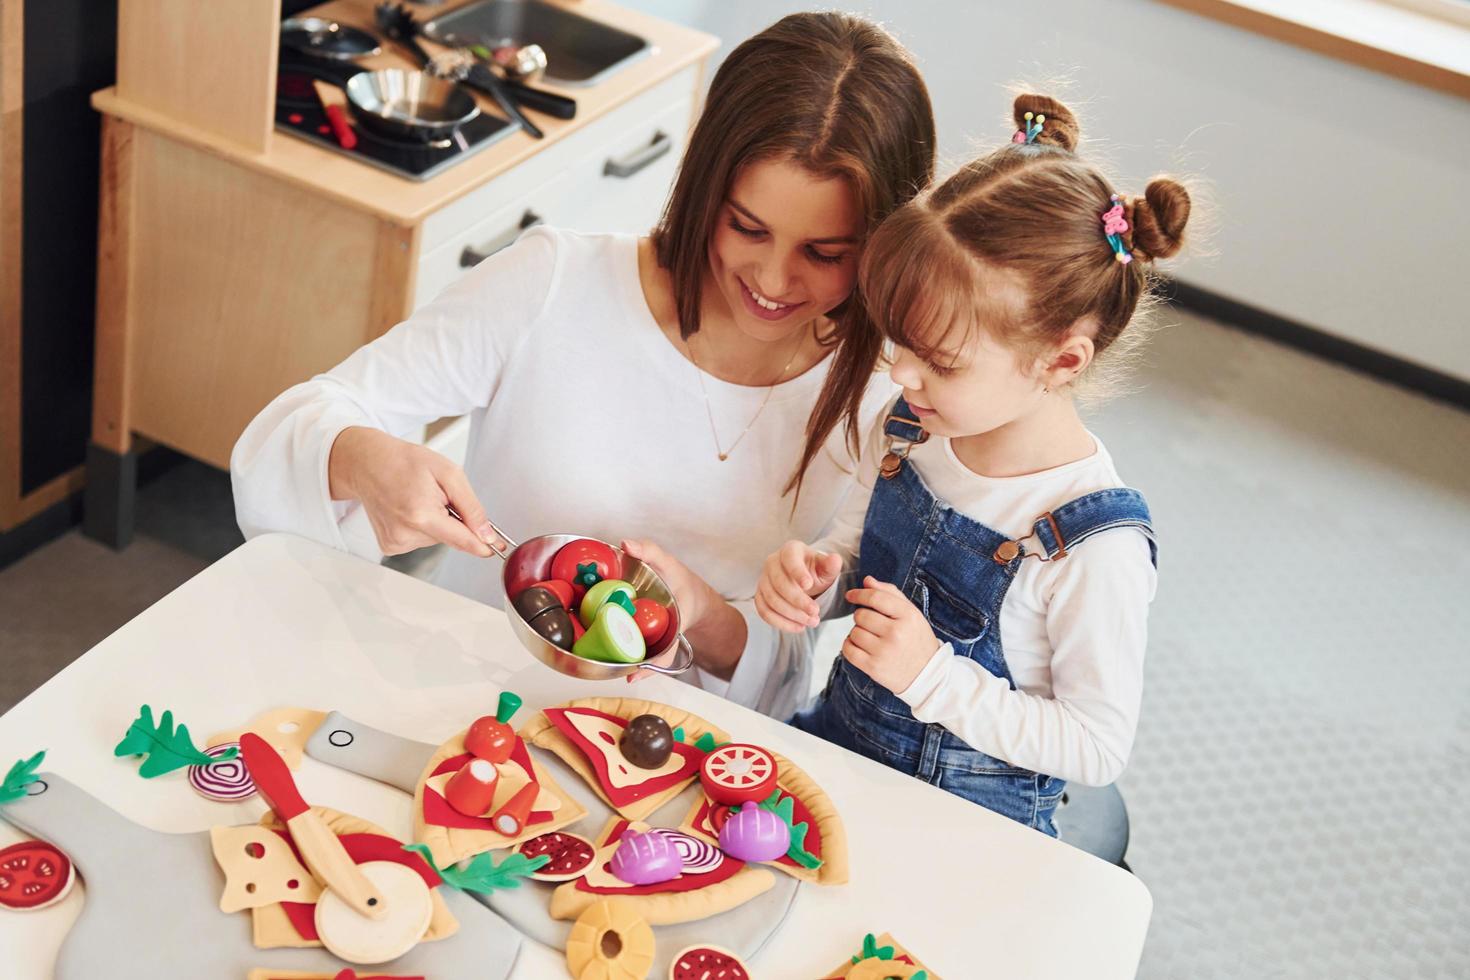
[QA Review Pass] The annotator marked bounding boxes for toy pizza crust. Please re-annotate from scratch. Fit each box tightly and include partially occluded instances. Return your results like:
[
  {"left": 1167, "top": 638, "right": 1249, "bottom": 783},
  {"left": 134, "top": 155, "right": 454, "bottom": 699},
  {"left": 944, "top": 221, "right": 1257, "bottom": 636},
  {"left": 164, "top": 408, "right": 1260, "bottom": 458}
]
[
  {"left": 820, "top": 933, "right": 939, "bottom": 980},
  {"left": 248, "top": 806, "right": 457, "bottom": 950},
  {"left": 520, "top": 697, "right": 729, "bottom": 821},
  {"left": 548, "top": 817, "right": 774, "bottom": 925},
  {"left": 412, "top": 727, "right": 587, "bottom": 868},
  {"left": 682, "top": 750, "right": 848, "bottom": 886}
]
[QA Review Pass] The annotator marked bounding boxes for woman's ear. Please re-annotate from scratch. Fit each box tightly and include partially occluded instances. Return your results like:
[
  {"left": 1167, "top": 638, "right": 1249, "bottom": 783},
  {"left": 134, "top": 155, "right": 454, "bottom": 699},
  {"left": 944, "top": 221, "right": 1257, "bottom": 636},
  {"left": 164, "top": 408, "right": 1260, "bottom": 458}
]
[{"left": 1041, "top": 329, "right": 1095, "bottom": 389}]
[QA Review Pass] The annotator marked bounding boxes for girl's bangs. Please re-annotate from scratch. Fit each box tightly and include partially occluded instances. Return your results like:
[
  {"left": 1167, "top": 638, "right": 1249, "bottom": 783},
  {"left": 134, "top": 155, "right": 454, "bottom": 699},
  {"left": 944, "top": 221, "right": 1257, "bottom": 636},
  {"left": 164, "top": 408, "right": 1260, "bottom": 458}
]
[{"left": 861, "top": 218, "right": 983, "bottom": 364}]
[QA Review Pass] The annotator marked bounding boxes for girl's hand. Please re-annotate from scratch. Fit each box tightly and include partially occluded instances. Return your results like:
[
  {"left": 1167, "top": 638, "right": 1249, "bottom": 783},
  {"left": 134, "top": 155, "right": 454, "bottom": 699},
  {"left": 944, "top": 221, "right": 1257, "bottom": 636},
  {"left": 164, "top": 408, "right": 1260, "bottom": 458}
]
[
  {"left": 755, "top": 540, "right": 844, "bottom": 633},
  {"left": 841, "top": 577, "right": 941, "bottom": 695},
  {"left": 327, "top": 426, "right": 509, "bottom": 558},
  {"left": 619, "top": 539, "right": 720, "bottom": 684}
]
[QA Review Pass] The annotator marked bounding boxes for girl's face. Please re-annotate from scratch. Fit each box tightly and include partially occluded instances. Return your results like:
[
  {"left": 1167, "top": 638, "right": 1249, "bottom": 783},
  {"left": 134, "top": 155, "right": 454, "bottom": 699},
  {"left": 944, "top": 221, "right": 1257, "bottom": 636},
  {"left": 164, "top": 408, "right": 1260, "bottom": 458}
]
[
  {"left": 888, "top": 328, "right": 1045, "bottom": 439},
  {"left": 707, "top": 157, "right": 865, "bottom": 345}
]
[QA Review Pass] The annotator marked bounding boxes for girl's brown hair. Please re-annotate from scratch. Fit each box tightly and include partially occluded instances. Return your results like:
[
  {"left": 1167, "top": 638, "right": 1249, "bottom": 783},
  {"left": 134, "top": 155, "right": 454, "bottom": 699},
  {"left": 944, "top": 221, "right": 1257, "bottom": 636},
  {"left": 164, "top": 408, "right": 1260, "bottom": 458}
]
[
  {"left": 651, "top": 12, "right": 936, "bottom": 495},
  {"left": 859, "top": 94, "right": 1192, "bottom": 387}
]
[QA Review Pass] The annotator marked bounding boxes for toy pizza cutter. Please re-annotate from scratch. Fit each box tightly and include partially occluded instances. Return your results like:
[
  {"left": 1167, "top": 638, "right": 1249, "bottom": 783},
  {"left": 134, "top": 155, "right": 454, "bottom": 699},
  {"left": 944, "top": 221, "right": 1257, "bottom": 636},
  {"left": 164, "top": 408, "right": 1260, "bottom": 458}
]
[{"left": 239, "top": 733, "right": 433, "bottom": 963}]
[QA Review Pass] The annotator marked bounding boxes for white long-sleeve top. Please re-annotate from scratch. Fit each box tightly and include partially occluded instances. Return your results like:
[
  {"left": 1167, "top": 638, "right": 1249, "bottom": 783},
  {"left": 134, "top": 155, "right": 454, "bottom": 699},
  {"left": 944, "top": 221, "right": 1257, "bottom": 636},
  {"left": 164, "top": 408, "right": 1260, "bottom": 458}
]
[
  {"left": 768, "top": 398, "right": 1157, "bottom": 786},
  {"left": 230, "top": 226, "right": 892, "bottom": 718}
]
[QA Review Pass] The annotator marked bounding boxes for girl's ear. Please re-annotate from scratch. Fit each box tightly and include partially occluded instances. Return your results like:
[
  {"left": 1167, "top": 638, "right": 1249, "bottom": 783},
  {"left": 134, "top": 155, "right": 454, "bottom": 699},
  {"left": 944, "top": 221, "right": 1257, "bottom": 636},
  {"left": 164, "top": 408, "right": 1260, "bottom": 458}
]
[{"left": 1041, "top": 330, "right": 1095, "bottom": 389}]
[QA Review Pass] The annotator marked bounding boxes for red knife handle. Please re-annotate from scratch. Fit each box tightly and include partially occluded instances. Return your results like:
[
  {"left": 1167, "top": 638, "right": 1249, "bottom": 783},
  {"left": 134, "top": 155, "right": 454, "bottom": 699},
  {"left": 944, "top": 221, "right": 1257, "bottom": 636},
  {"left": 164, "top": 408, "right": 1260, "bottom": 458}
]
[
  {"left": 239, "top": 732, "right": 309, "bottom": 820},
  {"left": 324, "top": 104, "right": 357, "bottom": 150}
]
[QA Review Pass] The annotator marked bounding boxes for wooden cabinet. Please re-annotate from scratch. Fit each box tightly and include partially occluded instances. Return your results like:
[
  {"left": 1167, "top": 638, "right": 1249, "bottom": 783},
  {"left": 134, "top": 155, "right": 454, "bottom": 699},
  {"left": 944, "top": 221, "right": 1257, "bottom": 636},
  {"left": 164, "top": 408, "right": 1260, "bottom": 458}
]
[{"left": 82, "top": 0, "right": 715, "bottom": 547}]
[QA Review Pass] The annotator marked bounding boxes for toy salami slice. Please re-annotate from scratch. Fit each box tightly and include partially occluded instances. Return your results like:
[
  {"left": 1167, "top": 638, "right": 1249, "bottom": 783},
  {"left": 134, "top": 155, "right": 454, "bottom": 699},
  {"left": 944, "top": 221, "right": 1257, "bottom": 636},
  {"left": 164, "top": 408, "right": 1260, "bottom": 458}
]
[
  {"left": 0, "top": 839, "right": 75, "bottom": 911},
  {"left": 548, "top": 817, "right": 775, "bottom": 926},
  {"left": 670, "top": 944, "right": 752, "bottom": 980},
  {"left": 518, "top": 831, "right": 597, "bottom": 882},
  {"left": 520, "top": 697, "right": 729, "bottom": 821},
  {"left": 683, "top": 749, "right": 848, "bottom": 886}
]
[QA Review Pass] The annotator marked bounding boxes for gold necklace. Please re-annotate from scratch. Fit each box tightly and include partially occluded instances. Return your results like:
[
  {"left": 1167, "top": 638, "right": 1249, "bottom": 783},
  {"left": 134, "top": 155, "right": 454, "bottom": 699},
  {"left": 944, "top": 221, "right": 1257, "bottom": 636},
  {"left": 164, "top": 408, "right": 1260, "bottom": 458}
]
[{"left": 688, "top": 327, "right": 806, "bottom": 462}]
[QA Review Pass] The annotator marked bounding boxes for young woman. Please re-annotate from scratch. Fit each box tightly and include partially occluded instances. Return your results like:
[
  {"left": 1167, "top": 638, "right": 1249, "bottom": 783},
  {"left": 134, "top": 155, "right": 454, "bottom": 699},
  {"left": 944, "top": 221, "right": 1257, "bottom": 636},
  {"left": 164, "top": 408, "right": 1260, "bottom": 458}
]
[{"left": 231, "top": 13, "right": 935, "bottom": 714}]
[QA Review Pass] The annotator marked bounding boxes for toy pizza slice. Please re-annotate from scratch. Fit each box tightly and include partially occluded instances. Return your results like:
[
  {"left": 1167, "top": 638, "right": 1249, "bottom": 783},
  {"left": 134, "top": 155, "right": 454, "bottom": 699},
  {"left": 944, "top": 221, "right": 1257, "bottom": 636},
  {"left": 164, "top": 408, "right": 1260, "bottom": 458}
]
[
  {"left": 411, "top": 727, "right": 587, "bottom": 869},
  {"left": 247, "top": 806, "right": 458, "bottom": 951},
  {"left": 520, "top": 697, "right": 728, "bottom": 821},
  {"left": 548, "top": 816, "right": 774, "bottom": 925},
  {"left": 820, "top": 932, "right": 939, "bottom": 979},
  {"left": 682, "top": 749, "right": 848, "bottom": 886}
]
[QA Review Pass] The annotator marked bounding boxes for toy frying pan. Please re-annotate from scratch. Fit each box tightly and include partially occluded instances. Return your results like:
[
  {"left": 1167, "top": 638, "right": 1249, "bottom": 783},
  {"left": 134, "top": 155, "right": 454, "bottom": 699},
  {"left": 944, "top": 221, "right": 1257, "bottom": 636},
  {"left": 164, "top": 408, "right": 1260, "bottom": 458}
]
[{"left": 479, "top": 520, "right": 695, "bottom": 681}]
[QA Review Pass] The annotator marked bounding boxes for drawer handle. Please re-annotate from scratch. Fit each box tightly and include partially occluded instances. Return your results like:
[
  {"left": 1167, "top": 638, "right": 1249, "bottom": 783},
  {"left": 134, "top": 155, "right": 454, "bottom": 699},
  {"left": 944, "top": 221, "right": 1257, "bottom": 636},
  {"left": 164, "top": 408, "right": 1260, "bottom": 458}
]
[
  {"left": 603, "top": 131, "right": 672, "bottom": 179},
  {"left": 460, "top": 210, "right": 545, "bottom": 268}
]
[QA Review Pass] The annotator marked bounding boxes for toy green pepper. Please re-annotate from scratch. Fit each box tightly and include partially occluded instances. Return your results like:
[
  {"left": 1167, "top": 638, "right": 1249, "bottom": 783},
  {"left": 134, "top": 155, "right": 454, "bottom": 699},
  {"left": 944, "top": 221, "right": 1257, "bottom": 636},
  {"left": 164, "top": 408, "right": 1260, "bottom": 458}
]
[
  {"left": 572, "top": 603, "right": 647, "bottom": 664},
  {"left": 578, "top": 579, "right": 637, "bottom": 628}
]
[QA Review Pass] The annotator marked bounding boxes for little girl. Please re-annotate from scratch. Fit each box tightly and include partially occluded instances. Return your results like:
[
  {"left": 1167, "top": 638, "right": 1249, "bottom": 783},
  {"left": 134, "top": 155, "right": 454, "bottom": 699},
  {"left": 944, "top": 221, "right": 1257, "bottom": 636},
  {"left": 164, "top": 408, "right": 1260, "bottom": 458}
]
[{"left": 755, "top": 94, "right": 1192, "bottom": 836}]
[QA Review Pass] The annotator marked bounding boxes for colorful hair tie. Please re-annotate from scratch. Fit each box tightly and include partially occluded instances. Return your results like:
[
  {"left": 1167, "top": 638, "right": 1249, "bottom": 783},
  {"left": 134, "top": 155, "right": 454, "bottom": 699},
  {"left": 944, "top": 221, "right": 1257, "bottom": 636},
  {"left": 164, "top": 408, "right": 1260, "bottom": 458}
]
[
  {"left": 1101, "top": 194, "right": 1133, "bottom": 265},
  {"left": 1012, "top": 111, "right": 1045, "bottom": 145}
]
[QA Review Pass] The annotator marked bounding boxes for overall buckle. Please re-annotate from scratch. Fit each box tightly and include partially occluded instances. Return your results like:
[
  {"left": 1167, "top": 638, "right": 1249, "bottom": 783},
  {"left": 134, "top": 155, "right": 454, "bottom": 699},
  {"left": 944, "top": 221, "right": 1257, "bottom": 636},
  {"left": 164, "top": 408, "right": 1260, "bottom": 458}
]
[{"left": 993, "top": 511, "right": 1068, "bottom": 564}]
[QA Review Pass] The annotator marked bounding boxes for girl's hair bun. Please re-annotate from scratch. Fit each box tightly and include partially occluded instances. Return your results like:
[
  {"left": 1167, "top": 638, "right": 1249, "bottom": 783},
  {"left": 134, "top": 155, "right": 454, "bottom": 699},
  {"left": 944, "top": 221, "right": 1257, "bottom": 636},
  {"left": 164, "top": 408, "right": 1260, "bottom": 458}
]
[
  {"left": 1012, "top": 93, "right": 1079, "bottom": 151},
  {"left": 1129, "top": 177, "right": 1191, "bottom": 260}
]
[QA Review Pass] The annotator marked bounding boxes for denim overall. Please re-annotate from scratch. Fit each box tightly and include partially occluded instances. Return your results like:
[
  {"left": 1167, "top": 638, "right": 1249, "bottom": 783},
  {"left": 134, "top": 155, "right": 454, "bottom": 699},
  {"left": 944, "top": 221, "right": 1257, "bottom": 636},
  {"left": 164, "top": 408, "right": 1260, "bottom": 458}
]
[{"left": 792, "top": 398, "right": 1157, "bottom": 835}]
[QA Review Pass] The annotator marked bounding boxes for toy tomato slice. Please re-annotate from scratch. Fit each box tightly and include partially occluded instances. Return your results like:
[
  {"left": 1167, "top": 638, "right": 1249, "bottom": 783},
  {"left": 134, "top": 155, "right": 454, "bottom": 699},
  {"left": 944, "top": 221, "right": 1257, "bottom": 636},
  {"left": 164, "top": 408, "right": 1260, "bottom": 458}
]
[
  {"left": 0, "top": 840, "right": 75, "bottom": 911},
  {"left": 699, "top": 744, "right": 778, "bottom": 806}
]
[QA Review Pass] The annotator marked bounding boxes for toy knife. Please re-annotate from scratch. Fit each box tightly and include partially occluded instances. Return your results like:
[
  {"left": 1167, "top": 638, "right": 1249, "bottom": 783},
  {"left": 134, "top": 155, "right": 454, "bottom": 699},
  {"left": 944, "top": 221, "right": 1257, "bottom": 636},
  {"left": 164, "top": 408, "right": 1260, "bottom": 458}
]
[{"left": 239, "top": 732, "right": 387, "bottom": 919}]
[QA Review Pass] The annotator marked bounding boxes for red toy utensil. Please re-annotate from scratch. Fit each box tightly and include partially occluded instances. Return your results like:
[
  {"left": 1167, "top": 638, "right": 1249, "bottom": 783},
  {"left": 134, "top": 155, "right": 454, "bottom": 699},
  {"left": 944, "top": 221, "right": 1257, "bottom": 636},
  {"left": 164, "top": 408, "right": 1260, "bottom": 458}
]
[{"left": 238, "top": 732, "right": 387, "bottom": 920}]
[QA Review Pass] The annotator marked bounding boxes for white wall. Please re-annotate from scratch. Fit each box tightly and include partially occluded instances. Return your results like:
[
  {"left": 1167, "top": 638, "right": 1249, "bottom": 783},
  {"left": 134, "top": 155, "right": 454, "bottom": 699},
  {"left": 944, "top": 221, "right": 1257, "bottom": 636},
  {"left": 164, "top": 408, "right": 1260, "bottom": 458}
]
[{"left": 626, "top": 0, "right": 1470, "bottom": 382}]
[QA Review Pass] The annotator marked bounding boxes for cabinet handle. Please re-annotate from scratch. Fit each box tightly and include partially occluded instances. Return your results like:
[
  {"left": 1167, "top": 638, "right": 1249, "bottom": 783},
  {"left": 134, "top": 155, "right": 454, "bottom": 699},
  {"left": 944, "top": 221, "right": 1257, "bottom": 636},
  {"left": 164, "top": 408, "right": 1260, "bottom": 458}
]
[
  {"left": 460, "top": 210, "right": 545, "bottom": 268},
  {"left": 603, "top": 131, "right": 672, "bottom": 179}
]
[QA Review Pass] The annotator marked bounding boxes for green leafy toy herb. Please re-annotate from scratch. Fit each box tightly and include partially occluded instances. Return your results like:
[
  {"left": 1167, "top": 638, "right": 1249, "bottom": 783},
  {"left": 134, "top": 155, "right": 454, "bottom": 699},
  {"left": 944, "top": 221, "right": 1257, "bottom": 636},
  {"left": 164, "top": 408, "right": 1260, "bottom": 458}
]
[
  {"left": 0, "top": 751, "right": 45, "bottom": 804},
  {"left": 852, "top": 932, "right": 896, "bottom": 964},
  {"left": 403, "top": 843, "right": 550, "bottom": 894},
  {"left": 114, "top": 705, "right": 234, "bottom": 778}
]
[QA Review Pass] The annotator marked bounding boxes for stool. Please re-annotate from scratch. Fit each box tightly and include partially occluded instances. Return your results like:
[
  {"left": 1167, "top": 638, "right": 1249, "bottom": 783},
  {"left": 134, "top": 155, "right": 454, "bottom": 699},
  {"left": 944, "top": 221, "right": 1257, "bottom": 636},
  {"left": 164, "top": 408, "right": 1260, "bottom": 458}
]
[{"left": 1054, "top": 783, "right": 1131, "bottom": 869}]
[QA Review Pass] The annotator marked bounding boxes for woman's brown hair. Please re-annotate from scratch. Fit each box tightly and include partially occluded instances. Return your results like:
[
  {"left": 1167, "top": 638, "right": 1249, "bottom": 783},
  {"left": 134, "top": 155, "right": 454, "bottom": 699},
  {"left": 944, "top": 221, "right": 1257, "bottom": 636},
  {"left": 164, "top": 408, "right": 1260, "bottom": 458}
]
[
  {"left": 651, "top": 12, "right": 936, "bottom": 495},
  {"left": 859, "top": 94, "right": 1192, "bottom": 390}
]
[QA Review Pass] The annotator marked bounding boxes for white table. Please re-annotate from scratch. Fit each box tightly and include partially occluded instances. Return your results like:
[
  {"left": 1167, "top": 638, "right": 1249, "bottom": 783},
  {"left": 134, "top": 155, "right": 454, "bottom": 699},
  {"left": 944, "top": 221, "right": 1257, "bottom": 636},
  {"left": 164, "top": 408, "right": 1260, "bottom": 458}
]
[{"left": 0, "top": 534, "right": 1151, "bottom": 977}]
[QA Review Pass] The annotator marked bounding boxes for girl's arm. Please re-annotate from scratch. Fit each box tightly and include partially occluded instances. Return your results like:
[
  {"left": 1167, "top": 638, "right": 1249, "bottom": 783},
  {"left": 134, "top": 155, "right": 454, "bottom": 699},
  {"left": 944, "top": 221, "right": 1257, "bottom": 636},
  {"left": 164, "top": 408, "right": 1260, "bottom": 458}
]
[
  {"left": 230, "top": 228, "right": 561, "bottom": 560},
  {"left": 895, "top": 530, "right": 1156, "bottom": 786}
]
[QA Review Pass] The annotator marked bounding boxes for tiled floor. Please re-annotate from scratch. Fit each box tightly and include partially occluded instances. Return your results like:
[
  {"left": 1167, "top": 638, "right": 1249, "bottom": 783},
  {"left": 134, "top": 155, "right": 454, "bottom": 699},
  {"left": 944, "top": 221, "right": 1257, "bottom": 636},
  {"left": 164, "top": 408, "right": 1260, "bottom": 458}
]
[{"left": 1, "top": 309, "right": 1467, "bottom": 977}]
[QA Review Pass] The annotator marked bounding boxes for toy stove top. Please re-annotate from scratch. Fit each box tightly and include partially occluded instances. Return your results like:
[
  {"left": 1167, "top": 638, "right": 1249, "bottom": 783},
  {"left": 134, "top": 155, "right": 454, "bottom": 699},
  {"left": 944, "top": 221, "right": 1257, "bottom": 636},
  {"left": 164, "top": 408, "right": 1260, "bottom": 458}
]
[{"left": 275, "top": 58, "right": 516, "bottom": 182}]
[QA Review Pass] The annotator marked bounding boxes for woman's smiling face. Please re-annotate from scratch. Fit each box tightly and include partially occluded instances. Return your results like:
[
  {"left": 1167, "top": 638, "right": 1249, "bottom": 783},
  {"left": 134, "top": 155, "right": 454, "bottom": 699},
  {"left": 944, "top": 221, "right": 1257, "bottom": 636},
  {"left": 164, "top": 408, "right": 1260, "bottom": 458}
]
[{"left": 706, "top": 156, "right": 865, "bottom": 344}]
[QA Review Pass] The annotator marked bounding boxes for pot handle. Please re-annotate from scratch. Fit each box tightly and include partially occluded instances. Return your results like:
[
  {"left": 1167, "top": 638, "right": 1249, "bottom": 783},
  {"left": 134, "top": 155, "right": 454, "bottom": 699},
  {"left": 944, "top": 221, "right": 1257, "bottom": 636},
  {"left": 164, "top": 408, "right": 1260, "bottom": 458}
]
[
  {"left": 638, "top": 633, "right": 695, "bottom": 675},
  {"left": 447, "top": 507, "right": 517, "bottom": 560}
]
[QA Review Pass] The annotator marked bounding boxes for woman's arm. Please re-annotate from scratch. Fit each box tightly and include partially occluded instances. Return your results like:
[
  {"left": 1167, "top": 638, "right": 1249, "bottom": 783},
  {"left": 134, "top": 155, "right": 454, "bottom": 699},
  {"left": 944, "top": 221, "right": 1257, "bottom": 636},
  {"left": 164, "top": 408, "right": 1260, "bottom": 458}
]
[{"left": 230, "top": 228, "right": 561, "bottom": 559}]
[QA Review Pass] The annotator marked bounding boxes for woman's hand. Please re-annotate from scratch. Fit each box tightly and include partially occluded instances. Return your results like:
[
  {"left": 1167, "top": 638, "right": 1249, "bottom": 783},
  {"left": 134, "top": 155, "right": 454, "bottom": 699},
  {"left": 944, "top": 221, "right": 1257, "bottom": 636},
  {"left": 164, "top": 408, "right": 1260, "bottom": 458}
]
[
  {"left": 619, "top": 539, "right": 746, "bottom": 683},
  {"left": 841, "top": 577, "right": 940, "bottom": 695},
  {"left": 755, "top": 540, "right": 844, "bottom": 632},
  {"left": 328, "top": 426, "right": 509, "bottom": 558}
]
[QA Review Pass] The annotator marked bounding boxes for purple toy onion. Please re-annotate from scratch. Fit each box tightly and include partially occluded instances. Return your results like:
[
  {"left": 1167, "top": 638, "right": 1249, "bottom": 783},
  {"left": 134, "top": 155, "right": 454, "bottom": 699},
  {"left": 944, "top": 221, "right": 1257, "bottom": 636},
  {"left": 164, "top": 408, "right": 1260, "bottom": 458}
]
[
  {"left": 717, "top": 800, "right": 790, "bottom": 863},
  {"left": 610, "top": 827, "right": 684, "bottom": 885},
  {"left": 653, "top": 829, "right": 723, "bottom": 874},
  {"left": 187, "top": 742, "right": 256, "bottom": 802}
]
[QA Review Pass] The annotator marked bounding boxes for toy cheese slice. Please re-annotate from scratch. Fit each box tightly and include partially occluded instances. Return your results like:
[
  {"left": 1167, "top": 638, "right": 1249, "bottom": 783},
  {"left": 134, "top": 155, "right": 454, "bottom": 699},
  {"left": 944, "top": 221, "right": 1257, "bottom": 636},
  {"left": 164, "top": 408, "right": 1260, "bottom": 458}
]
[
  {"left": 682, "top": 750, "right": 849, "bottom": 886},
  {"left": 548, "top": 817, "right": 774, "bottom": 925},
  {"left": 520, "top": 697, "right": 729, "bottom": 821},
  {"left": 412, "top": 727, "right": 587, "bottom": 869}
]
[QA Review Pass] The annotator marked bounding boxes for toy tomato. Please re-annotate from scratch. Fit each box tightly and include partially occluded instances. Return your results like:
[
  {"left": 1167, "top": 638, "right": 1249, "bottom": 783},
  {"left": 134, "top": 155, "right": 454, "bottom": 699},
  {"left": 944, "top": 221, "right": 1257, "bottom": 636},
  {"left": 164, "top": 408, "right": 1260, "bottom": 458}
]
[
  {"left": 465, "top": 691, "right": 524, "bottom": 764},
  {"left": 550, "top": 539, "right": 621, "bottom": 598},
  {"left": 631, "top": 598, "right": 671, "bottom": 648}
]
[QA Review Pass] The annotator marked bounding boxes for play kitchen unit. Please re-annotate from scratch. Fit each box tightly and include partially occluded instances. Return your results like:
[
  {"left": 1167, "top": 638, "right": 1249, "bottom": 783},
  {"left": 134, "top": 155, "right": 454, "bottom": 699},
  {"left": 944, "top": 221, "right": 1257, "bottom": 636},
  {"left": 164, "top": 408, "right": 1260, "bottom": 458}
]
[{"left": 83, "top": 0, "right": 717, "bottom": 547}]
